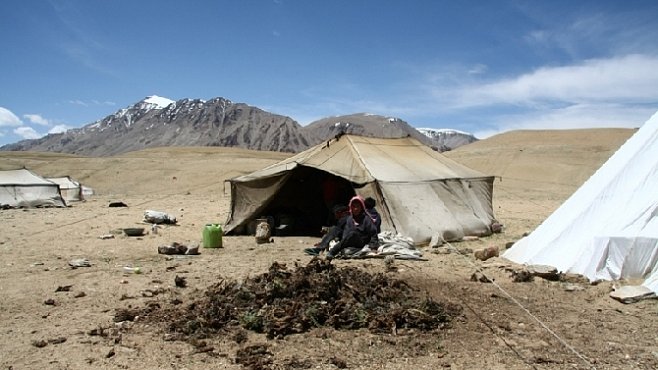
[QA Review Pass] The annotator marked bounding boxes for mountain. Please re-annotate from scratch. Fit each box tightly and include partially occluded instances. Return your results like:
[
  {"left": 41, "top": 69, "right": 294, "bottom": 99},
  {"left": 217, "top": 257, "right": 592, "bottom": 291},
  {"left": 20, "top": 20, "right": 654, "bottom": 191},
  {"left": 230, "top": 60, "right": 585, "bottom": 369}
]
[
  {"left": 0, "top": 96, "right": 475, "bottom": 156},
  {"left": 301, "top": 113, "right": 435, "bottom": 147},
  {"left": 1, "top": 96, "right": 310, "bottom": 156},
  {"left": 416, "top": 128, "right": 478, "bottom": 152}
]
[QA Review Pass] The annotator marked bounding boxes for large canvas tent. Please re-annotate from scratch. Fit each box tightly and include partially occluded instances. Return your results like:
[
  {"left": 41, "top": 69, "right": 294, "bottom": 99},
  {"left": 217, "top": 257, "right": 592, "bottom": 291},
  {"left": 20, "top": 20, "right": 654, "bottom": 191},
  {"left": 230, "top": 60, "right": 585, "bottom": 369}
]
[
  {"left": 46, "top": 176, "right": 83, "bottom": 203},
  {"left": 504, "top": 111, "right": 658, "bottom": 293},
  {"left": 0, "top": 168, "right": 67, "bottom": 208},
  {"left": 224, "top": 135, "right": 496, "bottom": 245}
]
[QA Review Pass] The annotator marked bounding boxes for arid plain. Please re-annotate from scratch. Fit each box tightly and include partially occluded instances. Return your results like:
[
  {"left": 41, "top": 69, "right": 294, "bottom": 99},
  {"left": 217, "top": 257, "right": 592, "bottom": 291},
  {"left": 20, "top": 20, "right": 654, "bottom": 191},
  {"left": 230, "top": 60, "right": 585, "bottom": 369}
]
[{"left": 2, "top": 128, "right": 657, "bottom": 370}]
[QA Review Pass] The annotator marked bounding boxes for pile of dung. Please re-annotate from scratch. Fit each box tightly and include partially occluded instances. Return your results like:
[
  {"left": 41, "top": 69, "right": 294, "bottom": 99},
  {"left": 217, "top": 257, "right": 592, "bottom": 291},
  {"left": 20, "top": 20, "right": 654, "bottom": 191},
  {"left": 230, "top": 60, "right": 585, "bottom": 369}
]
[{"left": 142, "top": 258, "right": 459, "bottom": 340}]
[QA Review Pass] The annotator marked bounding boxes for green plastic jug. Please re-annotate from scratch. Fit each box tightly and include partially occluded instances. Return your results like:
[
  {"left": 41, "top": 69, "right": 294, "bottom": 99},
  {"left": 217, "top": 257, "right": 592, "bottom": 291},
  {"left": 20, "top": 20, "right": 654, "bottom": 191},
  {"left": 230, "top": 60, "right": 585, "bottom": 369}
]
[{"left": 202, "top": 224, "right": 223, "bottom": 248}]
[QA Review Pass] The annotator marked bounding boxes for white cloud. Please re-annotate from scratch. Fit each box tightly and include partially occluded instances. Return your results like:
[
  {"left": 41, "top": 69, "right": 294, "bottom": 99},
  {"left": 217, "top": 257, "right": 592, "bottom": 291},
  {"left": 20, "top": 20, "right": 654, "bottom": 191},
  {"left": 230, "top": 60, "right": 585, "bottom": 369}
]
[
  {"left": 0, "top": 107, "right": 23, "bottom": 127},
  {"left": 69, "top": 100, "right": 88, "bottom": 106},
  {"left": 467, "top": 64, "right": 488, "bottom": 75},
  {"left": 13, "top": 126, "right": 42, "bottom": 140},
  {"left": 23, "top": 114, "right": 50, "bottom": 126},
  {"left": 524, "top": 30, "right": 550, "bottom": 45},
  {"left": 472, "top": 103, "right": 654, "bottom": 139},
  {"left": 451, "top": 54, "right": 658, "bottom": 108},
  {"left": 48, "top": 124, "right": 71, "bottom": 134},
  {"left": 69, "top": 99, "right": 115, "bottom": 107}
]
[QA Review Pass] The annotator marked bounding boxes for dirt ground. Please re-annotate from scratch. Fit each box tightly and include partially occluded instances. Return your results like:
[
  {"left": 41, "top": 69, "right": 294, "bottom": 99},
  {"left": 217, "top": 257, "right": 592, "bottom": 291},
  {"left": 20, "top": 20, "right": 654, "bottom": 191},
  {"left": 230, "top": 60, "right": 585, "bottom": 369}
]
[{"left": 1, "top": 129, "right": 657, "bottom": 370}]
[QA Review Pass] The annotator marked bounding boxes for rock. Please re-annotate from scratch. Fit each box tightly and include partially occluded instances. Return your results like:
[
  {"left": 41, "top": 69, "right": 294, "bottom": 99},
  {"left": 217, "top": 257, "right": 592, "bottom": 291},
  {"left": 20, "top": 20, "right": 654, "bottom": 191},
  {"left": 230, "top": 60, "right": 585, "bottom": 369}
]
[
  {"left": 68, "top": 258, "right": 91, "bottom": 268},
  {"left": 511, "top": 269, "right": 534, "bottom": 282},
  {"left": 459, "top": 248, "right": 473, "bottom": 255},
  {"left": 31, "top": 339, "right": 48, "bottom": 348},
  {"left": 159, "top": 242, "right": 200, "bottom": 255},
  {"left": 474, "top": 246, "right": 499, "bottom": 261},
  {"left": 185, "top": 243, "right": 200, "bottom": 255},
  {"left": 528, "top": 264, "right": 560, "bottom": 281},
  {"left": 157, "top": 245, "right": 178, "bottom": 255},
  {"left": 48, "top": 337, "right": 67, "bottom": 344},
  {"left": 470, "top": 272, "right": 493, "bottom": 283},
  {"left": 564, "top": 284, "right": 585, "bottom": 292},
  {"left": 560, "top": 273, "right": 590, "bottom": 284},
  {"left": 610, "top": 285, "right": 657, "bottom": 304},
  {"left": 174, "top": 275, "right": 187, "bottom": 288}
]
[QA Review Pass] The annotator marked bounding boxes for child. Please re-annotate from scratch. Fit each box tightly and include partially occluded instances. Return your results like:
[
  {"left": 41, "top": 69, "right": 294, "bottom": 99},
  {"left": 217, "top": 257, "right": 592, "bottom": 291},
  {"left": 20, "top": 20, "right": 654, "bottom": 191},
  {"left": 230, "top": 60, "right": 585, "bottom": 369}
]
[
  {"left": 326, "top": 196, "right": 379, "bottom": 260},
  {"left": 304, "top": 204, "right": 349, "bottom": 256},
  {"left": 364, "top": 197, "right": 381, "bottom": 233}
]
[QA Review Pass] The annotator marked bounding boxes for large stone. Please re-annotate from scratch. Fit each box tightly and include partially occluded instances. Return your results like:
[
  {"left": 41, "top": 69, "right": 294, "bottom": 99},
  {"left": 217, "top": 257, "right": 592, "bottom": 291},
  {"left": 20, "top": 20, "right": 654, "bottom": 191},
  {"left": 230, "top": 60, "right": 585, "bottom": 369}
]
[
  {"left": 609, "top": 285, "right": 656, "bottom": 304},
  {"left": 474, "top": 246, "right": 499, "bottom": 261},
  {"left": 528, "top": 264, "right": 560, "bottom": 281}
]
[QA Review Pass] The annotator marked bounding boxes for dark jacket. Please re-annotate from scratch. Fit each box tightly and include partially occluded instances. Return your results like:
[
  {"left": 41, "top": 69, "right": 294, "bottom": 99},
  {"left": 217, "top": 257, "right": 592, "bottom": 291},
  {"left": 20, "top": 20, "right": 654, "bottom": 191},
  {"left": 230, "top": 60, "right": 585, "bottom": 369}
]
[
  {"left": 333, "top": 196, "right": 379, "bottom": 251},
  {"left": 366, "top": 206, "right": 382, "bottom": 234}
]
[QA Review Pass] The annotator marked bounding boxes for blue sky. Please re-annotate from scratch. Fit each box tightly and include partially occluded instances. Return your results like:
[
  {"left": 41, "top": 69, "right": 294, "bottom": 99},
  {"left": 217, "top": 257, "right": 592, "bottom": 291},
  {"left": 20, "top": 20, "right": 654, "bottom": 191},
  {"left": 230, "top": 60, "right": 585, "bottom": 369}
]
[{"left": 1, "top": 0, "right": 658, "bottom": 146}]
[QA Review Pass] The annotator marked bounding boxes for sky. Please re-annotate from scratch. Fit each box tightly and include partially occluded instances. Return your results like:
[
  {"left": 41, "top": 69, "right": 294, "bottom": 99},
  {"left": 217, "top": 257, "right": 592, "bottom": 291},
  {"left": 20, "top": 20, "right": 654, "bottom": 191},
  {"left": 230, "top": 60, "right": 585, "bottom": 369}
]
[{"left": 1, "top": 0, "right": 658, "bottom": 146}]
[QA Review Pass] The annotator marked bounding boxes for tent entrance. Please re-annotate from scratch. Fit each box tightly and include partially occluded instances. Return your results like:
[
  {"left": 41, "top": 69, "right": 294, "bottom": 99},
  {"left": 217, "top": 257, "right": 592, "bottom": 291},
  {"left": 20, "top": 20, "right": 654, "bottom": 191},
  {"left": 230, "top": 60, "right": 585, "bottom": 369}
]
[{"left": 247, "top": 167, "right": 354, "bottom": 237}]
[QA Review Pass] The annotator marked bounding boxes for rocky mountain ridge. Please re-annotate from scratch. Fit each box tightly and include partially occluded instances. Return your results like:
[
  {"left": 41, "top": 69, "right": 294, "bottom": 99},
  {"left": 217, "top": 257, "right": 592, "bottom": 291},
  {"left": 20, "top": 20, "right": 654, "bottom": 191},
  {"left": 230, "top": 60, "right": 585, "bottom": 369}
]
[
  {"left": 417, "top": 128, "right": 478, "bottom": 152},
  {"left": 1, "top": 96, "right": 477, "bottom": 156}
]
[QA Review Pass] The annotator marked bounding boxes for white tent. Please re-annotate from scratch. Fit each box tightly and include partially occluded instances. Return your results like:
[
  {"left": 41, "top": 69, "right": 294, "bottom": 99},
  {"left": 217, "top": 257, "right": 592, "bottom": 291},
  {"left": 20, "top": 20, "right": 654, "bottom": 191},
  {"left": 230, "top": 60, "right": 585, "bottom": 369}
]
[
  {"left": 0, "top": 168, "right": 67, "bottom": 208},
  {"left": 46, "top": 176, "right": 83, "bottom": 202},
  {"left": 81, "top": 185, "right": 94, "bottom": 197},
  {"left": 225, "top": 135, "right": 496, "bottom": 244},
  {"left": 504, "top": 111, "right": 658, "bottom": 293}
]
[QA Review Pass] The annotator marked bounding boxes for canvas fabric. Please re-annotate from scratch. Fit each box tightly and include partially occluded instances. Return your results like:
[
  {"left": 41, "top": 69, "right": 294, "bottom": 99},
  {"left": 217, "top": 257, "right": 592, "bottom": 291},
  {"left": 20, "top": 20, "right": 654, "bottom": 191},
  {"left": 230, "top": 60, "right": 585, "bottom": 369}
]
[
  {"left": 0, "top": 168, "right": 66, "bottom": 208},
  {"left": 504, "top": 111, "right": 658, "bottom": 293},
  {"left": 46, "top": 176, "right": 83, "bottom": 202},
  {"left": 225, "top": 135, "right": 495, "bottom": 245}
]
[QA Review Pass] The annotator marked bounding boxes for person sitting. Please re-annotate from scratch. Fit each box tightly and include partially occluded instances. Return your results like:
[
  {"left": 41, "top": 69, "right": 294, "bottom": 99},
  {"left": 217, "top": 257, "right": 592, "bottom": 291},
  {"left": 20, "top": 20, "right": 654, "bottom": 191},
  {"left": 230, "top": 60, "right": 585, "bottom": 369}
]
[
  {"left": 364, "top": 196, "right": 382, "bottom": 234},
  {"left": 304, "top": 204, "right": 349, "bottom": 256},
  {"left": 326, "top": 195, "right": 379, "bottom": 260}
]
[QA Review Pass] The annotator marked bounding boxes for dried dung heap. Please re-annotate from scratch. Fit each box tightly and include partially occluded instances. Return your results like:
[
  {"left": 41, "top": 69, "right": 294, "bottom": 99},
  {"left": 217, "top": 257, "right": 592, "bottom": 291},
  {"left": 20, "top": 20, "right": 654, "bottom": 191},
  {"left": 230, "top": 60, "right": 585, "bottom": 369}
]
[{"left": 134, "top": 258, "right": 460, "bottom": 341}]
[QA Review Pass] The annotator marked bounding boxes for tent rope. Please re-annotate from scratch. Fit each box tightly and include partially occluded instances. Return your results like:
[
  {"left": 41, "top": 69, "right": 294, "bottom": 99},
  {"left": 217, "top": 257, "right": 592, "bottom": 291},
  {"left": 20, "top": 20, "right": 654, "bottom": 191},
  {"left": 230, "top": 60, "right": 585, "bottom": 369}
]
[{"left": 443, "top": 240, "right": 597, "bottom": 370}]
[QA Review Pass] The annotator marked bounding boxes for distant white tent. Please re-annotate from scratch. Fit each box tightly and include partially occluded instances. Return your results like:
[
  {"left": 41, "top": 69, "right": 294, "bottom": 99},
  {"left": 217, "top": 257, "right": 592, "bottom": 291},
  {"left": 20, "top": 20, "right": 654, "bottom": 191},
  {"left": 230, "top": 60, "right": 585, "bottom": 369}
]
[
  {"left": 504, "top": 111, "right": 658, "bottom": 293},
  {"left": 0, "top": 168, "right": 67, "bottom": 208},
  {"left": 46, "top": 176, "right": 83, "bottom": 202},
  {"left": 82, "top": 185, "right": 94, "bottom": 197}
]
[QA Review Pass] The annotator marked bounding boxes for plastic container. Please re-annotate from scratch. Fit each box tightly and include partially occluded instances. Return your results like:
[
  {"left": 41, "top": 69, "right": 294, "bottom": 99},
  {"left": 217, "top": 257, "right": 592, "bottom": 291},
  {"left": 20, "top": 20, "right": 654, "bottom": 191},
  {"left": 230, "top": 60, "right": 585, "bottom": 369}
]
[
  {"left": 123, "top": 266, "right": 142, "bottom": 274},
  {"left": 203, "top": 224, "right": 223, "bottom": 248}
]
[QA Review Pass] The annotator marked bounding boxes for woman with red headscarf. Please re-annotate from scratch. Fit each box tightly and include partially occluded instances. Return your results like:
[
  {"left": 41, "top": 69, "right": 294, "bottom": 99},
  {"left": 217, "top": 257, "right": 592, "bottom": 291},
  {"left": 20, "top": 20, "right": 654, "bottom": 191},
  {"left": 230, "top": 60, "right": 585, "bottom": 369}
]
[{"left": 326, "top": 195, "right": 379, "bottom": 260}]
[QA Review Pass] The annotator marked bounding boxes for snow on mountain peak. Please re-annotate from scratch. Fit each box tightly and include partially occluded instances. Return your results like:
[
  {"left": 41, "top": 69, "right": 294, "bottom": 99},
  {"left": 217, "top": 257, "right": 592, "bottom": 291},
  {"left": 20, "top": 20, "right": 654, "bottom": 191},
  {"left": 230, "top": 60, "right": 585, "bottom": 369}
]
[
  {"left": 418, "top": 127, "right": 471, "bottom": 136},
  {"left": 143, "top": 95, "right": 175, "bottom": 108}
]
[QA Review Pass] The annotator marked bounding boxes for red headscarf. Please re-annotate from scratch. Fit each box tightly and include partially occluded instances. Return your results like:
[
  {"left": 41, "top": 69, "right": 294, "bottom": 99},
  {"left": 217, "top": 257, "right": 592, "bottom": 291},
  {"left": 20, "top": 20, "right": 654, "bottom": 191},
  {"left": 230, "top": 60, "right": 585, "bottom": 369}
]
[{"left": 349, "top": 195, "right": 375, "bottom": 225}]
